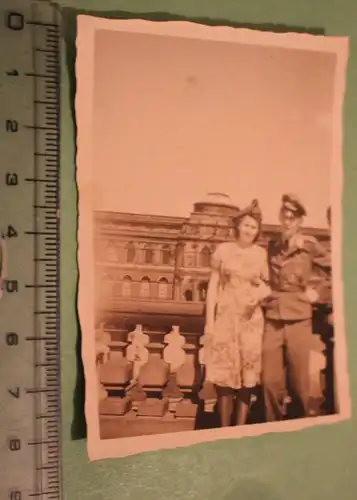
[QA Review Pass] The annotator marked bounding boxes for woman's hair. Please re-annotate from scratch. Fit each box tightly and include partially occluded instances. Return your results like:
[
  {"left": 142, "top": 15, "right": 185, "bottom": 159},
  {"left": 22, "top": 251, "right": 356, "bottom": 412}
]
[{"left": 232, "top": 199, "right": 262, "bottom": 243}]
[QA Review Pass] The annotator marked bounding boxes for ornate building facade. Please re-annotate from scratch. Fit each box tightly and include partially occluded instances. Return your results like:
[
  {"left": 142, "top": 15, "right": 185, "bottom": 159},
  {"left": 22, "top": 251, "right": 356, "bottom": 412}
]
[
  {"left": 94, "top": 193, "right": 333, "bottom": 437},
  {"left": 94, "top": 192, "right": 330, "bottom": 313}
]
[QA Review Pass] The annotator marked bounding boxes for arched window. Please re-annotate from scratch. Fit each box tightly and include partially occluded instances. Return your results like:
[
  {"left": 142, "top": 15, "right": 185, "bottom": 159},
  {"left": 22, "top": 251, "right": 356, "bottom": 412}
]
[
  {"left": 161, "top": 245, "right": 171, "bottom": 265},
  {"left": 122, "top": 275, "right": 132, "bottom": 297},
  {"left": 140, "top": 277, "right": 151, "bottom": 298},
  {"left": 144, "top": 246, "right": 154, "bottom": 264},
  {"left": 200, "top": 246, "right": 211, "bottom": 268},
  {"left": 125, "top": 242, "right": 136, "bottom": 263},
  {"left": 158, "top": 277, "right": 169, "bottom": 299},
  {"left": 183, "top": 279, "right": 193, "bottom": 302},
  {"left": 106, "top": 241, "right": 118, "bottom": 263},
  {"left": 198, "top": 281, "right": 209, "bottom": 302}
]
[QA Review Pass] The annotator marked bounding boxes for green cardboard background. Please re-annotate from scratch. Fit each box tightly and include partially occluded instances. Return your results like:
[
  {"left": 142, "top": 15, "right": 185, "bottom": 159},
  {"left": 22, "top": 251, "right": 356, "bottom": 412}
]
[{"left": 60, "top": 1, "right": 357, "bottom": 498}]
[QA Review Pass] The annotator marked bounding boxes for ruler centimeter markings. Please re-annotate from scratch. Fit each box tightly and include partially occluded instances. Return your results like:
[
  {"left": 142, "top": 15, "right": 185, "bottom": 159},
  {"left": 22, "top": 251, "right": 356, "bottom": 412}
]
[{"left": 0, "top": 1, "right": 62, "bottom": 500}]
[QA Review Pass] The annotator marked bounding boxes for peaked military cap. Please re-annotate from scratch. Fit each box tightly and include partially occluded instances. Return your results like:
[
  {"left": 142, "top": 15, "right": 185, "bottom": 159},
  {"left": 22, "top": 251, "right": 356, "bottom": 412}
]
[{"left": 281, "top": 194, "right": 307, "bottom": 217}]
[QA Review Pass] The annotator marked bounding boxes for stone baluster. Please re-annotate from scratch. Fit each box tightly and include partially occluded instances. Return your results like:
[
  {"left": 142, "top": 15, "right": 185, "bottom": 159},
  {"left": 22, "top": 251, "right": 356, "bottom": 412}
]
[
  {"left": 99, "top": 331, "right": 134, "bottom": 416},
  {"left": 95, "top": 324, "right": 111, "bottom": 401},
  {"left": 136, "top": 330, "right": 170, "bottom": 417},
  {"left": 198, "top": 334, "right": 217, "bottom": 412},
  {"left": 125, "top": 324, "right": 149, "bottom": 412},
  {"left": 176, "top": 332, "right": 199, "bottom": 418},
  {"left": 162, "top": 326, "right": 185, "bottom": 417}
]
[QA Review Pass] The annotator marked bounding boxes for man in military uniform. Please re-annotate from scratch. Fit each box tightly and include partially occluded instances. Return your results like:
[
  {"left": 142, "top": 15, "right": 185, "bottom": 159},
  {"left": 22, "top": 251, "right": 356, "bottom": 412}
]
[{"left": 262, "top": 194, "right": 329, "bottom": 421}]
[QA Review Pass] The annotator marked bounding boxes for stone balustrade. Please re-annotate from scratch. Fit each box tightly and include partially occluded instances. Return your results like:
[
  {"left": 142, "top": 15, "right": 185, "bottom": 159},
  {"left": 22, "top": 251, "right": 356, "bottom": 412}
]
[
  {"left": 96, "top": 323, "right": 207, "bottom": 422},
  {"left": 96, "top": 310, "right": 334, "bottom": 432}
]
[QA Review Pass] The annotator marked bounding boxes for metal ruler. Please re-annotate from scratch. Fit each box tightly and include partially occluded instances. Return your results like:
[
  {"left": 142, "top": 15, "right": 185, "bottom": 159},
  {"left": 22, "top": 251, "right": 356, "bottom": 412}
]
[{"left": 0, "top": 1, "right": 62, "bottom": 499}]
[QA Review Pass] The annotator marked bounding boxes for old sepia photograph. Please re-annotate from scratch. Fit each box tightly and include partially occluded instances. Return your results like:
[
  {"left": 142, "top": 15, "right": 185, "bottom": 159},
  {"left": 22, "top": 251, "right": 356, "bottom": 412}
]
[{"left": 75, "top": 16, "right": 350, "bottom": 460}]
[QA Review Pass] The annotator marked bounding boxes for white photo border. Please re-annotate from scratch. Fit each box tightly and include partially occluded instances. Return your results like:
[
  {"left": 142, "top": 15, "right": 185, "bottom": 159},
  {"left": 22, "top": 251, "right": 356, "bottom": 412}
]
[{"left": 75, "top": 15, "right": 350, "bottom": 461}]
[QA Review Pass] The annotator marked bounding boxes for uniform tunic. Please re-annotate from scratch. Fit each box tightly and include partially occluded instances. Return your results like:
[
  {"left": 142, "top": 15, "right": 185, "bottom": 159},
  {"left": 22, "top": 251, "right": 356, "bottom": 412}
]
[
  {"left": 205, "top": 242, "right": 269, "bottom": 390},
  {"left": 262, "top": 232, "right": 329, "bottom": 421},
  {"left": 264, "top": 233, "right": 328, "bottom": 321}
]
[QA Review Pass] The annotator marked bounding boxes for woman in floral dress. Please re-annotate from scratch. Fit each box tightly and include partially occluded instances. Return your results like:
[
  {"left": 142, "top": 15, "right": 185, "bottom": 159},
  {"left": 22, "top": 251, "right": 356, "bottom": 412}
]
[{"left": 204, "top": 200, "right": 271, "bottom": 427}]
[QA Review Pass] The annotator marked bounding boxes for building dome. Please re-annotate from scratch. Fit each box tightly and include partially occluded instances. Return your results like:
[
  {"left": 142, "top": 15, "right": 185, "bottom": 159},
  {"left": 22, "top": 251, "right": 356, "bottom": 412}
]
[{"left": 193, "top": 192, "right": 239, "bottom": 217}]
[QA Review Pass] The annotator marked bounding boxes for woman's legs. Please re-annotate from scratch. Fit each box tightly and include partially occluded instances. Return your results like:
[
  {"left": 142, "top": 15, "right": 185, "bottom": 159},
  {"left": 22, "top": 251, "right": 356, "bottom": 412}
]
[
  {"left": 216, "top": 387, "right": 253, "bottom": 426},
  {"left": 235, "top": 388, "right": 251, "bottom": 425},
  {"left": 216, "top": 386, "right": 234, "bottom": 427},
  {"left": 219, "top": 394, "right": 234, "bottom": 427}
]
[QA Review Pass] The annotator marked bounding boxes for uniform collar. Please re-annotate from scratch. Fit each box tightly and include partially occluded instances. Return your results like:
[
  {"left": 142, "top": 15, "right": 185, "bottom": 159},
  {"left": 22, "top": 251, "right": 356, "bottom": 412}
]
[{"left": 280, "top": 232, "right": 304, "bottom": 248}]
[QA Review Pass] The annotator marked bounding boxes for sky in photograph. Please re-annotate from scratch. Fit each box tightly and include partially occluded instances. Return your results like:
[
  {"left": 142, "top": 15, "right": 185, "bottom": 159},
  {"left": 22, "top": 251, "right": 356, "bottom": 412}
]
[{"left": 92, "top": 29, "right": 337, "bottom": 229}]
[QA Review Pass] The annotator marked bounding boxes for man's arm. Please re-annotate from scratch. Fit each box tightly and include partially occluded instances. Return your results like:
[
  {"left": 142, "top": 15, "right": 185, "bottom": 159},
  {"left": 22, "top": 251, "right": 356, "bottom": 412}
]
[
  {"left": 306, "top": 236, "right": 332, "bottom": 305},
  {"left": 304, "top": 235, "right": 331, "bottom": 270}
]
